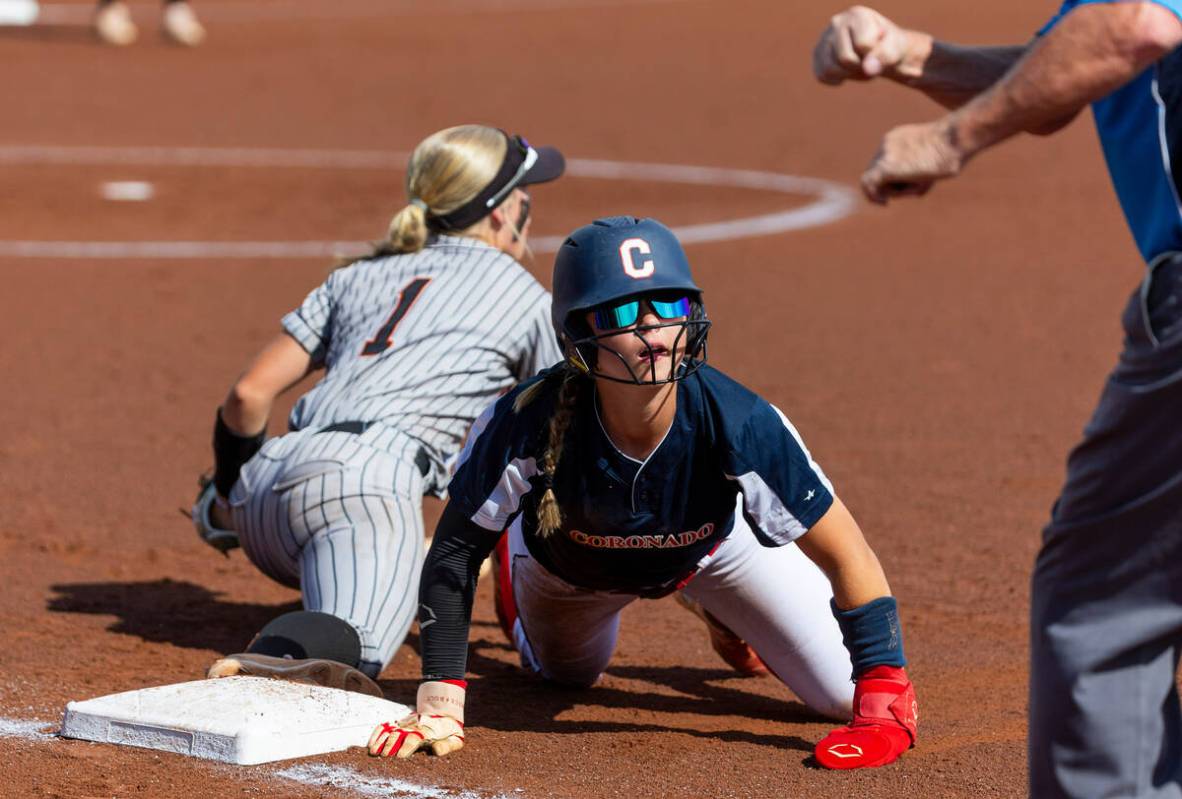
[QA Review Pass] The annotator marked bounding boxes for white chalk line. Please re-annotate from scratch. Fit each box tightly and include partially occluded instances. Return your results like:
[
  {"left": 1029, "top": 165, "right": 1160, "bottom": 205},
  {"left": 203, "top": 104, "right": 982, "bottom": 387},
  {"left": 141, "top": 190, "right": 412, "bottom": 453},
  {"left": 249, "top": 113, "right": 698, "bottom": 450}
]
[
  {"left": 0, "top": 715, "right": 57, "bottom": 740},
  {"left": 0, "top": 714, "right": 509, "bottom": 799},
  {"left": 278, "top": 764, "right": 517, "bottom": 799},
  {"left": 30, "top": 0, "right": 684, "bottom": 25},
  {"left": 0, "top": 144, "right": 858, "bottom": 260}
]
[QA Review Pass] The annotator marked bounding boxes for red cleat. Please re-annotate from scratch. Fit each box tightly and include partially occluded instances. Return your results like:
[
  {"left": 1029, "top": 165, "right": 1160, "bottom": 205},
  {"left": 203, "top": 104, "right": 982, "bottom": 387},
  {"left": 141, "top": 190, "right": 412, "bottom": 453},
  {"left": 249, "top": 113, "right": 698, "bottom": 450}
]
[{"left": 675, "top": 592, "right": 769, "bottom": 676}]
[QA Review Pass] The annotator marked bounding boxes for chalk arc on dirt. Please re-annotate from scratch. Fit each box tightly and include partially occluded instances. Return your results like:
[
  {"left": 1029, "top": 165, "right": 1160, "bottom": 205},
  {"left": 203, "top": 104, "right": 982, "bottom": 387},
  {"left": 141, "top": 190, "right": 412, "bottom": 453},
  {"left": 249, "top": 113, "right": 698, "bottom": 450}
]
[{"left": 0, "top": 144, "right": 858, "bottom": 259}]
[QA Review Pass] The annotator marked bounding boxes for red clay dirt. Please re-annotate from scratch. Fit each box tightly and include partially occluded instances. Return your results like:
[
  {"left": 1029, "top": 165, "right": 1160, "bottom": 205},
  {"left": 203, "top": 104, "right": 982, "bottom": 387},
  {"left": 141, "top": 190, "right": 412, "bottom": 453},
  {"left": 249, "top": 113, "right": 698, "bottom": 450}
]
[{"left": 0, "top": 1, "right": 1145, "bottom": 797}]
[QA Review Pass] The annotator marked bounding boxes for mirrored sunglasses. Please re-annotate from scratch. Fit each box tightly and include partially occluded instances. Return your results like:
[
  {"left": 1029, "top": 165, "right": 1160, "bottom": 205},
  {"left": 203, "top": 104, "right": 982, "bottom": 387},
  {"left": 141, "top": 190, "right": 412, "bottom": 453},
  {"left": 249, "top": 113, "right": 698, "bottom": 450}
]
[{"left": 592, "top": 295, "right": 692, "bottom": 331}]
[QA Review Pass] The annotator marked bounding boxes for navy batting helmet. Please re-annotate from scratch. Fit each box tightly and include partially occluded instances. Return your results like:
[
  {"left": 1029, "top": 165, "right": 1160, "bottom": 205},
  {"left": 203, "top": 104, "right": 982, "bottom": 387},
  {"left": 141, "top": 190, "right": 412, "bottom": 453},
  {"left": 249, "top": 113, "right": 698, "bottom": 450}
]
[{"left": 551, "top": 216, "right": 710, "bottom": 383}]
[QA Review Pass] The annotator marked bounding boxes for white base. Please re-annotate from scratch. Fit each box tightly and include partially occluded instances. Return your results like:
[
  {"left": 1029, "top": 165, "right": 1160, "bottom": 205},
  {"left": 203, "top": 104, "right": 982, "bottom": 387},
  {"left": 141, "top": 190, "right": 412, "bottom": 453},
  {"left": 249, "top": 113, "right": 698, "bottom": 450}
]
[
  {"left": 60, "top": 677, "right": 410, "bottom": 765},
  {"left": 0, "top": 0, "right": 39, "bottom": 26}
]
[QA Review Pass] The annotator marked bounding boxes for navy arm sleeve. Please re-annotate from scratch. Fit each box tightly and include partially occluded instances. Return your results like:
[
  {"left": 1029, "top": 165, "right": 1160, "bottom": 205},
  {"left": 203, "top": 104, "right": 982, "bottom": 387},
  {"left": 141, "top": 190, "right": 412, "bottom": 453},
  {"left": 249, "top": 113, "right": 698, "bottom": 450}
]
[
  {"left": 419, "top": 503, "right": 500, "bottom": 681},
  {"left": 448, "top": 371, "right": 553, "bottom": 530},
  {"left": 419, "top": 374, "right": 553, "bottom": 680}
]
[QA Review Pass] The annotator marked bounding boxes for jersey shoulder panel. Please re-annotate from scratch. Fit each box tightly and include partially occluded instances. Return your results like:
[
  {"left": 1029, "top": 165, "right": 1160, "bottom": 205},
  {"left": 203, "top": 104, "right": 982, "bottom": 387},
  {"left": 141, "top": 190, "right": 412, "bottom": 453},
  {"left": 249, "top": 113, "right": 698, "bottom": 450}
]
[
  {"left": 478, "top": 250, "right": 552, "bottom": 303},
  {"left": 447, "top": 367, "right": 563, "bottom": 531},
  {"left": 689, "top": 364, "right": 762, "bottom": 405},
  {"left": 682, "top": 364, "right": 765, "bottom": 437},
  {"left": 281, "top": 269, "right": 340, "bottom": 364},
  {"left": 423, "top": 236, "right": 533, "bottom": 279},
  {"left": 693, "top": 367, "right": 834, "bottom": 545}
]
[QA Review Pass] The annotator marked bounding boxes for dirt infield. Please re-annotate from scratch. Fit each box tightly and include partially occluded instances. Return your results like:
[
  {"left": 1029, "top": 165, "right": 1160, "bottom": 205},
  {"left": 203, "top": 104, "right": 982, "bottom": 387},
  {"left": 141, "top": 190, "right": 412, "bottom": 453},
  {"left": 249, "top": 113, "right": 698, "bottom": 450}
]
[{"left": 0, "top": 1, "right": 1148, "bottom": 797}]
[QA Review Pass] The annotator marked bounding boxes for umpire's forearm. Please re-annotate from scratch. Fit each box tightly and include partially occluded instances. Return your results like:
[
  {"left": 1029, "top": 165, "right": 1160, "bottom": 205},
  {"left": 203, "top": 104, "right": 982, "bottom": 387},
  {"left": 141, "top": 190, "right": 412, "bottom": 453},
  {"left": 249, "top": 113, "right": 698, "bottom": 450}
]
[
  {"left": 895, "top": 38, "right": 1028, "bottom": 109},
  {"left": 950, "top": 2, "right": 1182, "bottom": 158}
]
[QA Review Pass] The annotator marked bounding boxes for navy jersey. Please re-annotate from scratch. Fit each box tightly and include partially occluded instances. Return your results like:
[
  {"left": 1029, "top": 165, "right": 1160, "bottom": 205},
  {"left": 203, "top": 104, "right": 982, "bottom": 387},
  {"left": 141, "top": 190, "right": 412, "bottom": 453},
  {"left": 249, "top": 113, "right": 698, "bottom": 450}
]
[
  {"left": 1040, "top": 1, "right": 1182, "bottom": 263},
  {"left": 448, "top": 365, "right": 835, "bottom": 596}
]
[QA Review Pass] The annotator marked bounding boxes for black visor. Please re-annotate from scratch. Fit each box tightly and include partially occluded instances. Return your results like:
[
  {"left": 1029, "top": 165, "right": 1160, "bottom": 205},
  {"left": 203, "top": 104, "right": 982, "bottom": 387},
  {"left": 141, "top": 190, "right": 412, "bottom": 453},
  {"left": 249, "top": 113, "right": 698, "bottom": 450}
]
[{"left": 429, "top": 132, "right": 565, "bottom": 232}]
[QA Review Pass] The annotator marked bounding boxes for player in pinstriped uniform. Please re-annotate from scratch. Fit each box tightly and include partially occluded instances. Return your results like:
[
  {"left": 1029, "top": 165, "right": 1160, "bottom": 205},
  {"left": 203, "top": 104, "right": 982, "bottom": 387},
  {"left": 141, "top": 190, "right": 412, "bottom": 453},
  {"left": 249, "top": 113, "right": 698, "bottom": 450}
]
[
  {"left": 368, "top": 218, "right": 918, "bottom": 770},
  {"left": 190, "top": 124, "right": 565, "bottom": 694}
]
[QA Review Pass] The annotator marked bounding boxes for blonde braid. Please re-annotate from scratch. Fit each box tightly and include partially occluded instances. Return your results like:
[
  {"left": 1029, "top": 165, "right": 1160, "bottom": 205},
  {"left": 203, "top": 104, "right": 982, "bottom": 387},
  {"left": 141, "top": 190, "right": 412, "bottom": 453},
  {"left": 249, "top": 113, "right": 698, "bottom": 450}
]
[{"left": 534, "top": 369, "right": 583, "bottom": 538}]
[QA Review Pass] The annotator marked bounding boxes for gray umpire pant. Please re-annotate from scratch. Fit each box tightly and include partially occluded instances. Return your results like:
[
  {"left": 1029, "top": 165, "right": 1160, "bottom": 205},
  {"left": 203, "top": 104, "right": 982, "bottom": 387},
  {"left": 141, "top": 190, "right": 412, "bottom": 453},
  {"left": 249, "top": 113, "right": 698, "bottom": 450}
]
[{"left": 1030, "top": 254, "right": 1182, "bottom": 798}]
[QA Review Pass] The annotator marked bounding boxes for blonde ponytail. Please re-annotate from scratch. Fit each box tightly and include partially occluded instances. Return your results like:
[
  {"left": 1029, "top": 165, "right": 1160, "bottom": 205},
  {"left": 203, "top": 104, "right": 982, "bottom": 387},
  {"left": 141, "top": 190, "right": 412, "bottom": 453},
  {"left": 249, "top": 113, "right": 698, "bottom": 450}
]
[
  {"left": 384, "top": 202, "right": 430, "bottom": 254},
  {"left": 337, "top": 125, "right": 508, "bottom": 267}
]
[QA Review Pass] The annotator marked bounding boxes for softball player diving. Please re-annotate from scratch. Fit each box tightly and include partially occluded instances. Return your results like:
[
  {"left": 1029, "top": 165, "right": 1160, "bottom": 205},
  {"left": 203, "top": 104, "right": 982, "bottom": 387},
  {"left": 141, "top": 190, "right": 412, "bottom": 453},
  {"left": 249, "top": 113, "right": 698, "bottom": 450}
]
[
  {"left": 190, "top": 124, "right": 565, "bottom": 694},
  {"left": 368, "top": 217, "right": 919, "bottom": 770}
]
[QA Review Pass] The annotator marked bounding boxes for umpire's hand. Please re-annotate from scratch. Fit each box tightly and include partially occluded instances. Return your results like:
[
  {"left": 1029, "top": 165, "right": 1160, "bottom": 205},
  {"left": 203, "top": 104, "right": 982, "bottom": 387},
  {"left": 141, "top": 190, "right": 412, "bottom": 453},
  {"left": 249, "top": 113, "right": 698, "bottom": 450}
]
[
  {"left": 813, "top": 6, "right": 924, "bottom": 85},
  {"left": 861, "top": 119, "right": 964, "bottom": 204}
]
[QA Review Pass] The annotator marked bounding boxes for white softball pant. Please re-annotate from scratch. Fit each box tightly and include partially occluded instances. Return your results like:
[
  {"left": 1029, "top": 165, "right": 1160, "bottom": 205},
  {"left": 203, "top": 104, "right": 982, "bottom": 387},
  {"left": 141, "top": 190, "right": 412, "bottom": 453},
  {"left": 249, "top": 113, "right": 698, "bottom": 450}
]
[
  {"left": 229, "top": 427, "right": 427, "bottom": 678},
  {"left": 502, "top": 498, "right": 855, "bottom": 720}
]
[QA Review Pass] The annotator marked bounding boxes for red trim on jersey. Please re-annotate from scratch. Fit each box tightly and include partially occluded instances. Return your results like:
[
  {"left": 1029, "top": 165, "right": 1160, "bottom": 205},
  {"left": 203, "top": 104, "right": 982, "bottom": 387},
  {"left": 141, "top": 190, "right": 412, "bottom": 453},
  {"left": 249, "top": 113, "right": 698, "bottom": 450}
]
[
  {"left": 493, "top": 531, "right": 517, "bottom": 640},
  {"left": 673, "top": 539, "right": 724, "bottom": 591}
]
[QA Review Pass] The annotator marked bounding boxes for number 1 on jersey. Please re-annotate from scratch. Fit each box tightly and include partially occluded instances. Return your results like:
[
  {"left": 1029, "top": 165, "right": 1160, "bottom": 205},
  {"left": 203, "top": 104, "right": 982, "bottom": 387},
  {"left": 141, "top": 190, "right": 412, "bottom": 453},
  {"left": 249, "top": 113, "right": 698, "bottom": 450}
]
[{"left": 361, "top": 277, "right": 432, "bottom": 356}]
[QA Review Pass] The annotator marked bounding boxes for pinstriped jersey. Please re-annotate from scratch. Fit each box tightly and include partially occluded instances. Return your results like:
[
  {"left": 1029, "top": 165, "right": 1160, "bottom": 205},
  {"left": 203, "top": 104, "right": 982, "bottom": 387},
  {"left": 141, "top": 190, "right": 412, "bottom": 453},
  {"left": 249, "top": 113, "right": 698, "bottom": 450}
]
[
  {"left": 447, "top": 364, "right": 835, "bottom": 596},
  {"left": 281, "top": 235, "right": 563, "bottom": 493}
]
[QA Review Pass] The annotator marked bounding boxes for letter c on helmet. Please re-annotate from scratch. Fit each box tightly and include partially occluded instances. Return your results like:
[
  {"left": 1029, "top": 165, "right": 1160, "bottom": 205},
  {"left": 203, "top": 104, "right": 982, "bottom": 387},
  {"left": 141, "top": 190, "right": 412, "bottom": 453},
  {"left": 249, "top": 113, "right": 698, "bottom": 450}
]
[{"left": 619, "top": 238, "right": 654, "bottom": 279}]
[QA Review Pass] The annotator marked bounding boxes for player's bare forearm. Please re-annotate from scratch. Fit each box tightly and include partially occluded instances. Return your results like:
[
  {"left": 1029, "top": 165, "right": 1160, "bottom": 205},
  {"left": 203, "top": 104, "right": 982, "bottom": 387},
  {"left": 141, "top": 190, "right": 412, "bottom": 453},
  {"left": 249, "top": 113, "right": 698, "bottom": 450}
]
[
  {"left": 951, "top": 2, "right": 1182, "bottom": 159},
  {"left": 220, "top": 388, "right": 269, "bottom": 437},
  {"left": 220, "top": 332, "right": 314, "bottom": 436},
  {"left": 795, "top": 498, "right": 892, "bottom": 609}
]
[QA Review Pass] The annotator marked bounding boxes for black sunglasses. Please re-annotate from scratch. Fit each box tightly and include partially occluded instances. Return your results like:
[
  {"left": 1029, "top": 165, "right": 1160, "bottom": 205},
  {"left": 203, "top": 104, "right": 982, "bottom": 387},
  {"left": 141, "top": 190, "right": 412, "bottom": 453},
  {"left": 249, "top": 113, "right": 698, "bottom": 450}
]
[{"left": 515, "top": 190, "right": 531, "bottom": 232}]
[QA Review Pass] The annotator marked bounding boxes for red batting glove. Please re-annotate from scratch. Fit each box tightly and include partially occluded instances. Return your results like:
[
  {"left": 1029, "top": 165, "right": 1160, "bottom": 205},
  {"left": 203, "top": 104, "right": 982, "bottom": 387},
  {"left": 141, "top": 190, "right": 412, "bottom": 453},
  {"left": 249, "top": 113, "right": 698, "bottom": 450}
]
[{"left": 815, "top": 665, "right": 917, "bottom": 769}]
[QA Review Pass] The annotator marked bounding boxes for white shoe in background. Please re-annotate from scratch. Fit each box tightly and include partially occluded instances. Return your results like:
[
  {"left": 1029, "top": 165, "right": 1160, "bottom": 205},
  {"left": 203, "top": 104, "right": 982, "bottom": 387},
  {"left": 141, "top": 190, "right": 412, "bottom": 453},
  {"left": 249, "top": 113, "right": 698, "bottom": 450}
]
[
  {"left": 161, "top": 1, "right": 205, "bottom": 47},
  {"left": 0, "top": 0, "right": 40, "bottom": 26},
  {"left": 93, "top": 1, "right": 137, "bottom": 46}
]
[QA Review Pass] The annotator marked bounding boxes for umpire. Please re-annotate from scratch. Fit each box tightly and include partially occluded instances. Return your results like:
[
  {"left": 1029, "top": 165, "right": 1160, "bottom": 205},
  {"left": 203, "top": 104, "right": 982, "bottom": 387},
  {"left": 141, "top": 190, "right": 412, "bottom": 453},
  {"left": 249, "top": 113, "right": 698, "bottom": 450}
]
[{"left": 813, "top": 2, "right": 1182, "bottom": 796}]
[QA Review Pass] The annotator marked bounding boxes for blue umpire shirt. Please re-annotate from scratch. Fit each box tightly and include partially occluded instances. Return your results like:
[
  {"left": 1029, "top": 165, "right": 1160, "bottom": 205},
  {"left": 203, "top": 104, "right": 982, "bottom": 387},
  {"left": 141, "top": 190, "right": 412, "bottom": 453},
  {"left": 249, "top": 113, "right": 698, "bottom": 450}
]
[
  {"left": 447, "top": 365, "right": 835, "bottom": 597},
  {"left": 1041, "top": 0, "right": 1182, "bottom": 263}
]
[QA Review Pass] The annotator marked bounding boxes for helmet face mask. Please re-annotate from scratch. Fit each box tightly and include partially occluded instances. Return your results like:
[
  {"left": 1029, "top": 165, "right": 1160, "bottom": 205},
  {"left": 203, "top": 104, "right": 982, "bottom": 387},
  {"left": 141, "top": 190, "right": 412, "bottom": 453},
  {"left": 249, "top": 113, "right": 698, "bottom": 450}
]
[{"left": 563, "top": 296, "right": 711, "bottom": 385}]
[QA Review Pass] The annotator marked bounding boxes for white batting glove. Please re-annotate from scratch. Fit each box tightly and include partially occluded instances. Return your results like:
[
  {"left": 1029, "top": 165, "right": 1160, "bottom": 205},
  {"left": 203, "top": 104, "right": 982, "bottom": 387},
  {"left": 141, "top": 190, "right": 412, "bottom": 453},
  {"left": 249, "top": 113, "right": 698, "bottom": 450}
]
[
  {"left": 812, "top": 6, "right": 921, "bottom": 85},
  {"left": 368, "top": 680, "right": 466, "bottom": 759}
]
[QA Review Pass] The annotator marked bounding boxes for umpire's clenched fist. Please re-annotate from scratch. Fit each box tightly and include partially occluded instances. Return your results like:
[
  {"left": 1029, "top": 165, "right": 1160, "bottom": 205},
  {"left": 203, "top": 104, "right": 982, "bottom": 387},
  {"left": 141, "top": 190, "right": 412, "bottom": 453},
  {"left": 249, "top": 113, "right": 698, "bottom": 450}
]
[{"left": 812, "top": 6, "right": 924, "bottom": 85}]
